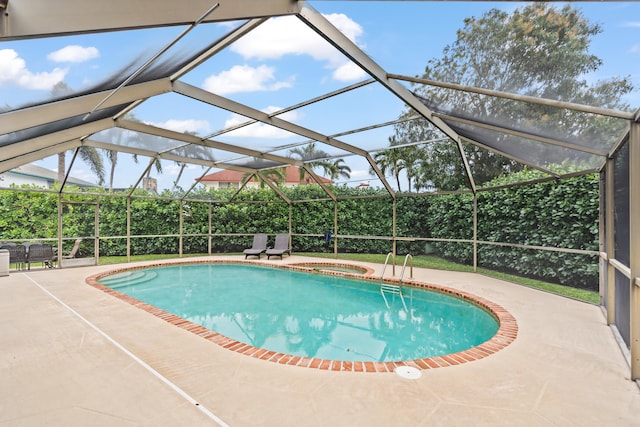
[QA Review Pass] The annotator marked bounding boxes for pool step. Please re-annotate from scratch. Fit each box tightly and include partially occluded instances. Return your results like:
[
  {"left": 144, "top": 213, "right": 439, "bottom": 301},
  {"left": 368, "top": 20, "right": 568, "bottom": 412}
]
[{"left": 101, "top": 270, "right": 159, "bottom": 288}]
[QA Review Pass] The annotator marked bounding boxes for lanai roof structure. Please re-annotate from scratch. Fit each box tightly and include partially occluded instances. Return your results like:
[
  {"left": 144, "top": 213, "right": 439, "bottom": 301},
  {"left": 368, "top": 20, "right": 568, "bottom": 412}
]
[
  {"left": 1, "top": 0, "right": 640, "bottom": 382},
  {"left": 1, "top": 0, "right": 637, "bottom": 198}
]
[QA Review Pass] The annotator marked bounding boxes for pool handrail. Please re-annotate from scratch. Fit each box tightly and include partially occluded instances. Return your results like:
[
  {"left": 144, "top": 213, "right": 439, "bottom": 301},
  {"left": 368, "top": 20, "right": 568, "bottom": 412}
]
[
  {"left": 380, "top": 252, "right": 394, "bottom": 282},
  {"left": 400, "top": 254, "right": 413, "bottom": 285},
  {"left": 380, "top": 252, "right": 408, "bottom": 311}
]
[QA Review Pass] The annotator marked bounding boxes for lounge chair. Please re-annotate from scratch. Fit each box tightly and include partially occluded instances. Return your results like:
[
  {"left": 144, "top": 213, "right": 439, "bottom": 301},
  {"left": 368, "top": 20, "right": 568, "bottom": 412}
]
[
  {"left": 266, "top": 233, "right": 291, "bottom": 260},
  {"left": 63, "top": 238, "right": 83, "bottom": 259},
  {"left": 26, "top": 243, "right": 56, "bottom": 269},
  {"left": 243, "top": 234, "right": 268, "bottom": 259}
]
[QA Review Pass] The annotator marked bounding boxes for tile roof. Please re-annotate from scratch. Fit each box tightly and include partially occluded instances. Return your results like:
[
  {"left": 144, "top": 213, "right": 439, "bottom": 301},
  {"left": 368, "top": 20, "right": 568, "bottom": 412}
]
[{"left": 198, "top": 166, "right": 332, "bottom": 184}]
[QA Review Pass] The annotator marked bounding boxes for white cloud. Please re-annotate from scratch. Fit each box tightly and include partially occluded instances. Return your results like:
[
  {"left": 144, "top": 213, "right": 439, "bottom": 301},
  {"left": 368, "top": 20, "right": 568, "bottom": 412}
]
[
  {"left": 262, "top": 106, "right": 300, "bottom": 120},
  {"left": 223, "top": 108, "right": 300, "bottom": 139},
  {"left": 229, "top": 13, "right": 365, "bottom": 82},
  {"left": 630, "top": 44, "right": 640, "bottom": 54},
  {"left": 350, "top": 169, "right": 370, "bottom": 179},
  {"left": 150, "top": 119, "right": 211, "bottom": 134},
  {"left": 0, "top": 49, "right": 68, "bottom": 90},
  {"left": 622, "top": 21, "right": 640, "bottom": 28},
  {"left": 332, "top": 61, "right": 367, "bottom": 82},
  {"left": 68, "top": 168, "right": 99, "bottom": 183},
  {"left": 232, "top": 14, "right": 363, "bottom": 63},
  {"left": 325, "top": 13, "right": 365, "bottom": 43},
  {"left": 47, "top": 45, "right": 99, "bottom": 63},
  {"left": 164, "top": 162, "right": 198, "bottom": 177},
  {"left": 203, "top": 64, "right": 293, "bottom": 95}
]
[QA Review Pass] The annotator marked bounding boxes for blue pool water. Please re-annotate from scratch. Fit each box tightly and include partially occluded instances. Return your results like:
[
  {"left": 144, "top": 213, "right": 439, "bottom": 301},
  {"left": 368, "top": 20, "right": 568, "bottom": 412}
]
[{"left": 98, "top": 264, "right": 498, "bottom": 362}]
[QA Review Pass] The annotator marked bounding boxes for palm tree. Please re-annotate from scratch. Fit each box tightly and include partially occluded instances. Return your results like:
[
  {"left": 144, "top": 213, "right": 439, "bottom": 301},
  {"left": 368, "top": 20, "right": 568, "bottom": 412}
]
[
  {"left": 326, "top": 158, "right": 351, "bottom": 181},
  {"left": 57, "top": 147, "right": 106, "bottom": 186},
  {"left": 51, "top": 81, "right": 106, "bottom": 185},
  {"left": 106, "top": 113, "right": 144, "bottom": 191},
  {"left": 132, "top": 152, "right": 163, "bottom": 185},
  {"left": 106, "top": 148, "right": 119, "bottom": 191},
  {"left": 172, "top": 131, "right": 197, "bottom": 188},
  {"left": 242, "top": 166, "right": 287, "bottom": 188},
  {"left": 258, "top": 167, "right": 287, "bottom": 187},
  {"left": 288, "top": 143, "right": 335, "bottom": 184},
  {"left": 372, "top": 138, "right": 426, "bottom": 192},
  {"left": 373, "top": 148, "right": 405, "bottom": 192}
]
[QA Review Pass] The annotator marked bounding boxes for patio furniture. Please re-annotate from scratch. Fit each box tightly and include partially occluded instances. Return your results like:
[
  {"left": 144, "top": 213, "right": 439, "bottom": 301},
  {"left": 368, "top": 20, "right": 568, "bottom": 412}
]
[
  {"left": 26, "top": 243, "right": 56, "bottom": 269},
  {"left": 1, "top": 244, "right": 27, "bottom": 270},
  {"left": 266, "top": 234, "right": 291, "bottom": 260},
  {"left": 243, "top": 234, "right": 268, "bottom": 259},
  {"left": 63, "top": 238, "right": 83, "bottom": 259}
]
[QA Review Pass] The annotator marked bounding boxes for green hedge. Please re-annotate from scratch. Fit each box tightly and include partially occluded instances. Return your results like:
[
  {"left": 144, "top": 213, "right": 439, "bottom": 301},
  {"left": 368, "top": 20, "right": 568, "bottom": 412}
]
[
  {"left": 424, "top": 174, "right": 599, "bottom": 290},
  {"left": 0, "top": 174, "right": 599, "bottom": 290}
]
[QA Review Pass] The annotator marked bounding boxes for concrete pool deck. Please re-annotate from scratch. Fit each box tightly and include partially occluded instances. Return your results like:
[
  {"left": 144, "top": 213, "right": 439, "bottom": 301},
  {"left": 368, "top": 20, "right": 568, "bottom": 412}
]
[{"left": 1, "top": 255, "right": 639, "bottom": 426}]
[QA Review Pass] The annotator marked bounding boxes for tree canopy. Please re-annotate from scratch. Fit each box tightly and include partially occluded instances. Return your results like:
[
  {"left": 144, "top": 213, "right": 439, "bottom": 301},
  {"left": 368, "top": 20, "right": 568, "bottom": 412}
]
[{"left": 384, "top": 2, "right": 633, "bottom": 192}]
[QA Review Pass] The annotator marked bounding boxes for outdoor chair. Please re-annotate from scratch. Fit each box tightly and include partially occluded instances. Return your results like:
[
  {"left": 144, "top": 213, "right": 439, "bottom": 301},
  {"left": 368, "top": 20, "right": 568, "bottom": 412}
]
[
  {"left": 63, "top": 238, "right": 83, "bottom": 259},
  {"left": 1, "top": 244, "right": 27, "bottom": 270},
  {"left": 26, "top": 243, "right": 56, "bottom": 269},
  {"left": 243, "top": 234, "right": 268, "bottom": 259},
  {"left": 266, "top": 233, "right": 291, "bottom": 260}
]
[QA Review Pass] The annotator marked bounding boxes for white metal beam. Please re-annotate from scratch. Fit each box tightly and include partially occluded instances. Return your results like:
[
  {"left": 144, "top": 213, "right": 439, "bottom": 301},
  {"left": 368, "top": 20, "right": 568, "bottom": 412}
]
[
  {"left": 0, "top": 80, "right": 171, "bottom": 135},
  {"left": 0, "top": 140, "right": 81, "bottom": 174},
  {"left": 389, "top": 73, "right": 635, "bottom": 121},
  {"left": 1, "top": 0, "right": 301, "bottom": 40},
  {"left": 302, "top": 165, "right": 337, "bottom": 201},
  {"left": 255, "top": 171, "right": 292, "bottom": 204},
  {"left": 0, "top": 118, "right": 113, "bottom": 164},
  {"left": 84, "top": 138, "right": 256, "bottom": 172},
  {"left": 116, "top": 119, "right": 303, "bottom": 168}
]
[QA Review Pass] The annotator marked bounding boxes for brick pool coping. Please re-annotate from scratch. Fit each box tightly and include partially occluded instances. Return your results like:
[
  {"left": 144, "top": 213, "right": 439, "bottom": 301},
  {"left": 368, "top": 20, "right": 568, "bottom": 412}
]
[
  {"left": 85, "top": 259, "right": 517, "bottom": 373},
  {"left": 288, "top": 261, "right": 376, "bottom": 276}
]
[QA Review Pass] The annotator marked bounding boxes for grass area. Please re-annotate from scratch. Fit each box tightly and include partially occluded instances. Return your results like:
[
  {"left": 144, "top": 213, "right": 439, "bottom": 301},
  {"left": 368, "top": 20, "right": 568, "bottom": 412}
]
[
  {"left": 98, "top": 251, "right": 599, "bottom": 304},
  {"left": 300, "top": 252, "right": 600, "bottom": 304},
  {"left": 98, "top": 253, "right": 208, "bottom": 265}
]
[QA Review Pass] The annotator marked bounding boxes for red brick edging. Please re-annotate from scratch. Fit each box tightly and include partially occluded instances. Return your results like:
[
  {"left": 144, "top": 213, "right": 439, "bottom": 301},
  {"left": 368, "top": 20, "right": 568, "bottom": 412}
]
[
  {"left": 288, "top": 261, "right": 376, "bottom": 277},
  {"left": 86, "top": 260, "right": 517, "bottom": 373}
]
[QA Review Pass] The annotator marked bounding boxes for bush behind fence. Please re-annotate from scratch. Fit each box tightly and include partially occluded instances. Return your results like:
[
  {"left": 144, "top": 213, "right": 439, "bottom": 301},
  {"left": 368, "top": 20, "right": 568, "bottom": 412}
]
[{"left": 0, "top": 173, "right": 599, "bottom": 290}]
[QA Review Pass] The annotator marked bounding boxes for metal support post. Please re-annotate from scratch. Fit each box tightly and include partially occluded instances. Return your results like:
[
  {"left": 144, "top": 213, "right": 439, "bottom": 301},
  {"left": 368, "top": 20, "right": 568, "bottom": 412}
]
[
  {"left": 629, "top": 122, "right": 640, "bottom": 380},
  {"left": 126, "top": 197, "right": 131, "bottom": 262},
  {"left": 333, "top": 201, "right": 338, "bottom": 257},
  {"left": 473, "top": 193, "right": 478, "bottom": 272},
  {"left": 605, "top": 160, "right": 616, "bottom": 323},
  {"left": 179, "top": 200, "right": 184, "bottom": 257}
]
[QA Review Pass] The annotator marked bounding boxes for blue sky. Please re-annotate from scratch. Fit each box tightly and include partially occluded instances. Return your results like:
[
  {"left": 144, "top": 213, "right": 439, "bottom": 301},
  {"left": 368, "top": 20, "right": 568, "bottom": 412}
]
[{"left": 1, "top": 1, "right": 639, "bottom": 192}]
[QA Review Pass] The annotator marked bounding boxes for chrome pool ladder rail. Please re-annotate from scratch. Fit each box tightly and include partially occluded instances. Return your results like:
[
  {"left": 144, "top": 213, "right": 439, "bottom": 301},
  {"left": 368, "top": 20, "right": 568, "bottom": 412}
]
[
  {"left": 380, "top": 252, "right": 408, "bottom": 311},
  {"left": 380, "top": 252, "right": 394, "bottom": 283},
  {"left": 399, "top": 253, "right": 413, "bottom": 284}
]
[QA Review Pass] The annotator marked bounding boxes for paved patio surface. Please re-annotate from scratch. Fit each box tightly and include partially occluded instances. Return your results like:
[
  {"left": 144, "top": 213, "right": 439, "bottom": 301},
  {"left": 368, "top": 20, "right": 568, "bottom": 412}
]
[{"left": 1, "top": 255, "right": 639, "bottom": 426}]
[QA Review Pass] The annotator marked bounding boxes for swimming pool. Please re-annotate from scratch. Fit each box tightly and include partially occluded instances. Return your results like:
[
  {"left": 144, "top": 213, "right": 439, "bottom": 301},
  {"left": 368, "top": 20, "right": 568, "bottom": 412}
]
[{"left": 88, "top": 261, "right": 517, "bottom": 372}]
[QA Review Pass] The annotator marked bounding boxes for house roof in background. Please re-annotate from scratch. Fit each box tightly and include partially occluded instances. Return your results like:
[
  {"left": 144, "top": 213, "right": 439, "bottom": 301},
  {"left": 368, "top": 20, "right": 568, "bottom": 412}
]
[
  {"left": 198, "top": 166, "right": 332, "bottom": 184},
  {"left": 4, "top": 164, "right": 99, "bottom": 188}
]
